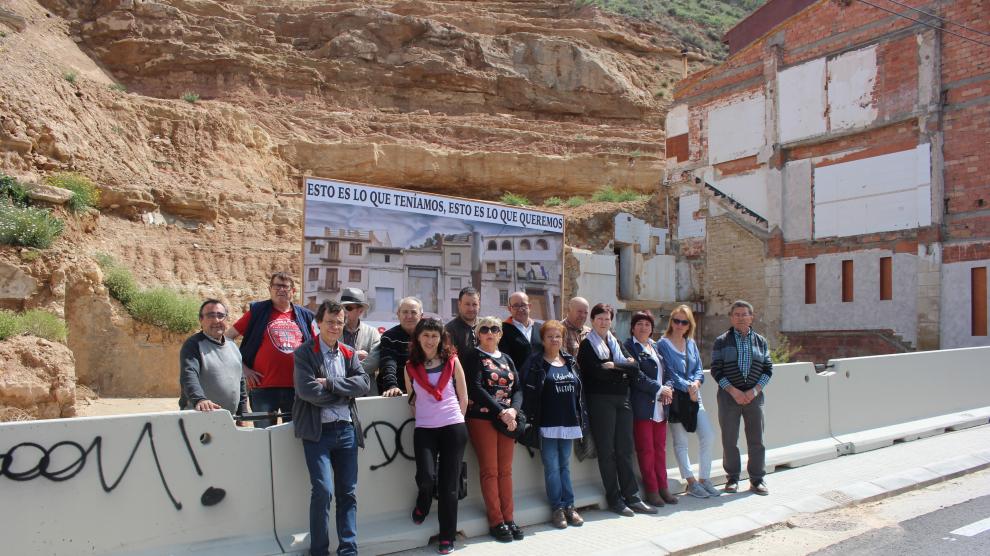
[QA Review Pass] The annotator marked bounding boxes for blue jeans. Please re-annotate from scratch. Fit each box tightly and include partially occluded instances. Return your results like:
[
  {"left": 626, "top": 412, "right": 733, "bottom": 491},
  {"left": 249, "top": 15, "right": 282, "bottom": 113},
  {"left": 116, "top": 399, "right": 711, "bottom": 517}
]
[
  {"left": 249, "top": 387, "right": 295, "bottom": 429},
  {"left": 303, "top": 422, "right": 358, "bottom": 556},
  {"left": 540, "top": 437, "right": 575, "bottom": 510}
]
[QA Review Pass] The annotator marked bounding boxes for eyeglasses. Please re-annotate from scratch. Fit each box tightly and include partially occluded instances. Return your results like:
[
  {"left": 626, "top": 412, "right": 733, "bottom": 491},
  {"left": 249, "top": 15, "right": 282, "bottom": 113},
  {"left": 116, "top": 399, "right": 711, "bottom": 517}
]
[
  {"left": 509, "top": 303, "right": 530, "bottom": 309},
  {"left": 478, "top": 326, "right": 502, "bottom": 335},
  {"left": 202, "top": 312, "right": 228, "bottom": 321},
  {"left": 344, "top": 305, "right": 362, "bottom": 312},
  {"left": 271, "top": 283, "right": 293, "bottom": 291},
  {"left": 671, "top": 318, "right": 690, "bottom": 326}
]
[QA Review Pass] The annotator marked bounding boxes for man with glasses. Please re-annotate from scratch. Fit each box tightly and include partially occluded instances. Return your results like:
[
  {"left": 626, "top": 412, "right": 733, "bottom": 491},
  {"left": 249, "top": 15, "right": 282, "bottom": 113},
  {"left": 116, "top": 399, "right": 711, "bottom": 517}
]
[
  {"left": 179, "top": 299, "right": 247, "bottom": 421},
  {"left": 499, "top": 291, "right": 543, "bottom": 373},
  {"left": 227, "top": 272, "right": 316, "bottom": 428},
  {"left": 711, "top": 300, "right": 773, "bottom": 496},
  {"left": 445, "top": 286, "right": 480, "bottom": 369},
  {"left": 338, "top": 287, "right": 381, "bottom": 394},
  {"left": 377, "top": 296, "right": 423, "bottom": 396},
  {"left": 293, "top": 300, "right": 371, "bottom": 556}
]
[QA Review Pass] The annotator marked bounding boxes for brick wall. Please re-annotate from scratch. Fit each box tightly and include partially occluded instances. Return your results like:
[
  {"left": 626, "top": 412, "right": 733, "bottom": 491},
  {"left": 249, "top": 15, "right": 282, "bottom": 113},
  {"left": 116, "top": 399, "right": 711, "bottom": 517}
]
[{"left": 783, "top": 329, "right": 911, "bottom": 364}]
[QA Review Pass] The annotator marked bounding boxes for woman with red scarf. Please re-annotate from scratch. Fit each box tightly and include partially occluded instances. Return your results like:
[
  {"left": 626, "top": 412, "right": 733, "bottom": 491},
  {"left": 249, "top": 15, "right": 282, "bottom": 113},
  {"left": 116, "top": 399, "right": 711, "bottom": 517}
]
[{"left": 404, "top": 318, "right": 468, "bottom": 555}]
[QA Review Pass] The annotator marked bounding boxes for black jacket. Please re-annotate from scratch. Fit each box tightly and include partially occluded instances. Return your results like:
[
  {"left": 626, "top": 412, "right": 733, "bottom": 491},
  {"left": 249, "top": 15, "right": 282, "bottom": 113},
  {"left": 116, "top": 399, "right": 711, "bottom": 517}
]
[
  {"left": 521, "top": 351, "right": 588, "bottom": 432},
  {"left": 499, "top": 318, "right": 543, "bottom": 372}
]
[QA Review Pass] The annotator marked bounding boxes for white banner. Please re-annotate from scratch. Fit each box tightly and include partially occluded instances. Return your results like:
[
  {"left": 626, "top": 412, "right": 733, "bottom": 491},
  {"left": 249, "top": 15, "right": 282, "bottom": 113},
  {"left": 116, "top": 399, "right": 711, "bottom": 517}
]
[{"left": 305, "top": 177, "right": 564, "bottom": 233}]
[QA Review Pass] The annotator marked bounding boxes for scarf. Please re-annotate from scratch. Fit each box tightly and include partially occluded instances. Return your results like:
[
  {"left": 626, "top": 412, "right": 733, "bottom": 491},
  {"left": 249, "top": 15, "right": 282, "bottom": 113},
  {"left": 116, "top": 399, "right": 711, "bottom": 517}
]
[
  {"left": 587, "top": 328, "right": 626, "bottom": 365},
  {"left": 406, "top": 357, "right": 456, "bottom": 401}
]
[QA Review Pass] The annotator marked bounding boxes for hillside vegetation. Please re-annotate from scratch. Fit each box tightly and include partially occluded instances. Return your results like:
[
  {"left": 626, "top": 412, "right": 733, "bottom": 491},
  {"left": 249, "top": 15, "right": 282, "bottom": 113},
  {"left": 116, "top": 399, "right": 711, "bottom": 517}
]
[{"left": 581, "top": 0, "right": 767, "bottom": 57}]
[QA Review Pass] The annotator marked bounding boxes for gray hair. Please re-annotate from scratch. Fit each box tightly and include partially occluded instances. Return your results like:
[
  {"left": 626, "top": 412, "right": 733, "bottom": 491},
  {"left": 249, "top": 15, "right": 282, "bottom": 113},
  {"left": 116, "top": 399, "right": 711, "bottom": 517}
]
[
  {"left": 474, "top": 315, "right": 502, "bottom": 334},
  {"left": 729, "top": 300, "right": 754, "bottom": 316},
  {"left": 397, "top": 296, "right": 423, "bottom": 314}
]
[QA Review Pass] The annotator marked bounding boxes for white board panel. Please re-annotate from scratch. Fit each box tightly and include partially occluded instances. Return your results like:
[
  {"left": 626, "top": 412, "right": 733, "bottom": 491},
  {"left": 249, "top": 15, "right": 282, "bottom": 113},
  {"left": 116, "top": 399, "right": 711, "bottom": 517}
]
[
  {"left": 708, "top": 94, "right": 765, "bottom": 164},
  {"left": 666, "top": 103, "right": 689, "bottom": 137},
  {"left": 827, "top": 45, "right": 878, "bottom": 131},
  {"left": 707, "top": 169, "right": 769, "bottom": 220},
  {"left": 678, "top": 193, "right": 705, "bottom": 238},
  {"left": 778, "top": 58, "right": 827, "bottom": 143},
  {"left": 814, "top": 145, "right": 932, "bottom": 238}
]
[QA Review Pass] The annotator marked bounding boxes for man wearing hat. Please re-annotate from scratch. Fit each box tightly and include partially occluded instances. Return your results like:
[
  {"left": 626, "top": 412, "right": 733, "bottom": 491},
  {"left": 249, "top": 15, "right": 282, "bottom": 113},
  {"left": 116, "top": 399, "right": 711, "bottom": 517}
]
[{"left": 339, "top": 287, "right": 381, "bottom": 396}]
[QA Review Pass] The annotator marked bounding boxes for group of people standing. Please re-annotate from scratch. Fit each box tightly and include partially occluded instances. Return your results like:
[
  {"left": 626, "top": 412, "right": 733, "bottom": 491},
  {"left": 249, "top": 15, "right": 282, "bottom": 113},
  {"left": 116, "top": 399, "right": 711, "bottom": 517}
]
[{"left": 179, "top": 272, "right": 773, "bottom": 556}]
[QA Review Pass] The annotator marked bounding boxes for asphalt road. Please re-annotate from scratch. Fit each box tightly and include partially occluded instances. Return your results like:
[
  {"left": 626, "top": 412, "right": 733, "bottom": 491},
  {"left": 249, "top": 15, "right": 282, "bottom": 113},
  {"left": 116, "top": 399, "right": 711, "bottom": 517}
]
[{"left": 811, "top": 493, "right": 990, "bottom": 556}]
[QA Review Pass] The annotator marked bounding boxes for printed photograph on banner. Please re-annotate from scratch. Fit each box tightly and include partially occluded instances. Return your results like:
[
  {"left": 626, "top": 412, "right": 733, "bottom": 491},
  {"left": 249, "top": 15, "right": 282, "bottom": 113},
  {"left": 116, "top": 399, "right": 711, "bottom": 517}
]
[{"left": 303, "top": 177, "right": 565, "bottom": 326}]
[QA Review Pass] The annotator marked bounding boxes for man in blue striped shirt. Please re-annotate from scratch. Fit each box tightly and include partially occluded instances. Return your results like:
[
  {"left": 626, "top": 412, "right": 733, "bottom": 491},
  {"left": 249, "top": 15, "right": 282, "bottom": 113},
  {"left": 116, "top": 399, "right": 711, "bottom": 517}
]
[{"left": 710, "top": 300, "right": 773, "bottom": 496}]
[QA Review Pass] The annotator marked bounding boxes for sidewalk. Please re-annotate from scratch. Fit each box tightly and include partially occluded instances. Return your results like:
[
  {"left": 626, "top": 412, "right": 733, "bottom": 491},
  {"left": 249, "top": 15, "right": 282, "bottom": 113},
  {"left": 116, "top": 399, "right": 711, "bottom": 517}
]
[{"left": 393, "top": 424, "right": 990, "bottom": 555}]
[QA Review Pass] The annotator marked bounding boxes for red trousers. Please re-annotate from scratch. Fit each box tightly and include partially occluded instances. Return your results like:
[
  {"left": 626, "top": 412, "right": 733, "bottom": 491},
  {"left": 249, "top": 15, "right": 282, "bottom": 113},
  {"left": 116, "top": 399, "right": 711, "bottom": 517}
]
[
  {"left": 633, "top": 418, "right": 668, "bottom": 493},
  {"left": 467, "top": 418, "right": 515, "bottom": 526}
]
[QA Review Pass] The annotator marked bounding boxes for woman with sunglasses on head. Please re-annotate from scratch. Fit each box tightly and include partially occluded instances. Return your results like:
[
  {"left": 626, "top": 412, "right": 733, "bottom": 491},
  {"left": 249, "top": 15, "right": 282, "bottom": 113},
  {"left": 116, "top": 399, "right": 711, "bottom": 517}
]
[
  {"left": 404, "top": 318, "right": 469, "bottom": 554},
  {"left": 623, "top": 311, "right": 678, "bottom": 508},
  {"left": 521, "top": 320, "right": 587, "bottom": 529},
  {"left": 466, "top": 316, "right": 524, "bottom": 543},
  {"left": 656, "top": 305, "right": 719, "bottom": 499},
  {"left": 578, "top": 303, "right": 657, "bottom": 517}
]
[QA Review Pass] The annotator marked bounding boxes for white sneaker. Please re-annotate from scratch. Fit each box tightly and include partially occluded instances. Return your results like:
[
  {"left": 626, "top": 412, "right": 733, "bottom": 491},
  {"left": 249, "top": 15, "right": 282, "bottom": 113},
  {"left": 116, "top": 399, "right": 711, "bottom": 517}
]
[
  {"left": 700, "top": 480, "right": 721, "bottom": 497},
  {"left": 687, "top": 482, "right": 709, "bottom": 498}
]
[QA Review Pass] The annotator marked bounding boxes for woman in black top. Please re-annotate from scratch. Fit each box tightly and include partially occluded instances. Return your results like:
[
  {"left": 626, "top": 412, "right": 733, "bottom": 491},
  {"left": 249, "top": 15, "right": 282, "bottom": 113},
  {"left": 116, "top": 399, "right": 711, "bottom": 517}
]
[
  {"left": 521, "top": 320, "right": 587, "bottom": 529},
  {"left": 577, "top": 303, "right": 657, "bottom": 516},
  {"left": 466, "top": 315, "right": 524, "bottom": 542}
]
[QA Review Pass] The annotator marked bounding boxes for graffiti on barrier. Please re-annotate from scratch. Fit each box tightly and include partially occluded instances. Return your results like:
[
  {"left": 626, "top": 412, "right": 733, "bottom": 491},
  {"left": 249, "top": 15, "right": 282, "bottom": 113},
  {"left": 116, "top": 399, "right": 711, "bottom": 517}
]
[
  {"left": 0, "top": 418, "right": 225, "bottom": 510},
  {"left": 362, "top": 418, "right": 415, "bottom": 471}
]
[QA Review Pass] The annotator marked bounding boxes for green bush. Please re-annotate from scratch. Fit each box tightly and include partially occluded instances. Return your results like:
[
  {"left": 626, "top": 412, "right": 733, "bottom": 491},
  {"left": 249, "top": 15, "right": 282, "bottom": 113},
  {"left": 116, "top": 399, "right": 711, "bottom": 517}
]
[
  {"left": 565, "top": 196, "right": 587, "bottom": 208},
  {"left": 109, "top": 83, "right": 127, "bottom": 93},
  {"left": 0, "top": 201, "right": 65, "bottom": 248},
  {"left": 499, "top": 192, "right": 531, "bottom": 207},
  {"left": 95, "top": 253, "right": 139, "bottom": 305},
  {"left": 0, "top": 174, "right": 30, "bottom": 206},
  {"left": 0, "top": 309, "right": 67, "bottom": 342},
  {"left": 182, "top": 92, "right": 200, "bottom": 103},
  {"left": 17, "top": 310, "right": 68, "bottom": 342},
  {"left": 46, "top": 172, "right": 100, "bottom": 213},
  {"left": 544, "top": 196, "right": 564, "bottom": 207},
  {"left": 0, "top": 311, "right": 17, "bottom": 341},
  {"left": 591, "top": 185, "right": 645, "bottom": 203},
  {"left": 127, "top": 288, "right": 200, "bottom": 333},
  {"left": 63, "top": 70, "right": 78, "bottom": 83},
  {"left": 770, "top": 334, "right": 802, "bottom": 364}
]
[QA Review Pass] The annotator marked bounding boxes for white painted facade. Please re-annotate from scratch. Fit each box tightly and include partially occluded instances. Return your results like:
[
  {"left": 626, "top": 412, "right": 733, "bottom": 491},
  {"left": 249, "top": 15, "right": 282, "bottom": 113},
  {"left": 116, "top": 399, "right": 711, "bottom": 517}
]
[
  {"left": 665, "top": 103, "right": 689, "bottom": 137},
  {"left": 827, "top": 45, "right": 878, "bottom": 131},
  {"left": 704, "top": 168, "right": 770, "bottom": 221},
  {"left": 571, "top": 248, "right": 621, "bottom": 310},
  {"left": 813, "top": 145, "right": 932, "bottom": 238},
  {"left": 677, "top": 193, "right": 705, "bottom": 238},
  {"left": 777, "top": 58, "right": 827, "bottom": 143},
  {"left": 708, "top": 93, "right": 765, "bottom": 164}
]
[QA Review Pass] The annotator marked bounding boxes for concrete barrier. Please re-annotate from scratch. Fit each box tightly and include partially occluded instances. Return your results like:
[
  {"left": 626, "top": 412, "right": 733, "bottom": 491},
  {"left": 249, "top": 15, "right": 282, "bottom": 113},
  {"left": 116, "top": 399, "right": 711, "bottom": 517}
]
[
  {"left": 270, "top": 396, "right": 608, "bottom": 555},
  {"left": 827, "top": 346, "right": 990, "bottom": 453},
  {"left": 3, "top": 348, "right": 989, "bottom": 554},
  {"left": 667, "top": 362, "right": 837, "bottom": 487},
  {"left": 0, "top": 411, "right": 278, "bottom": 555}
]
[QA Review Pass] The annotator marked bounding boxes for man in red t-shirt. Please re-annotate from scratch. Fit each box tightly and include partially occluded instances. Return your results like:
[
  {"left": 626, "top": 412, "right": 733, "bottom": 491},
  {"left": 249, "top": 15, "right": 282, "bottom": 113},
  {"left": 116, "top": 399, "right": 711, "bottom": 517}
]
[{"left": 226, "top": 272, "right": 316, "bottom": 428}]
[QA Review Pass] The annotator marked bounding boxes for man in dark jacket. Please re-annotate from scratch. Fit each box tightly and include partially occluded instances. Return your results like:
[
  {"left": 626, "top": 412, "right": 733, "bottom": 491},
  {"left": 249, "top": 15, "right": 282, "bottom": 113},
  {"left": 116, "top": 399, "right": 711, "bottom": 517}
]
[
  {"left": 377, "top": 296, "right": 422, "bottom": 396},
  {"left": 445, "top": 286, "right": 480, "bottom": 369},
  {"left": 226, "top": 272, "right": 315, "bottom": 428},
  {"left": 711, "top": 300, "right": 773, "bottom": 496},
  {"left": 293, "top": 300, "right": 371, "bottom": 556},
  {"left": 499, "top": 291, "right": 543, "bottom": 374}
]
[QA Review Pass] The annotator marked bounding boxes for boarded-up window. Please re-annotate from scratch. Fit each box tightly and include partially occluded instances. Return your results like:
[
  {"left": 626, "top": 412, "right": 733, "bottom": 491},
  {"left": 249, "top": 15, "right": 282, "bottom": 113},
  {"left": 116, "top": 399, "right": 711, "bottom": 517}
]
[
  {"left": 974, "top": 267, "right": 988, "bottom": 336},
  {"left": 805, "top": 263, "right": 816, "bottom": 304},
  {"left": 842, "top": 260, "right": 854, "bottom": 302},
  {"left": 665, "top": 134, "right": 689, "bottom": 162},
  {"left": 880, "top": 257, "right": 892, "bottom": 300}
]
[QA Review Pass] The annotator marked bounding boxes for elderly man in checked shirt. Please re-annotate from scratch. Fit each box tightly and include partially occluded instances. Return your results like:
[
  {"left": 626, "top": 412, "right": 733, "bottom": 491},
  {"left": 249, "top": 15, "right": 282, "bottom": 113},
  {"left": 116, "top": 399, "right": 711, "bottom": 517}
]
[{"left": 710, "top": 300, "right": 773, "bottom": 496}]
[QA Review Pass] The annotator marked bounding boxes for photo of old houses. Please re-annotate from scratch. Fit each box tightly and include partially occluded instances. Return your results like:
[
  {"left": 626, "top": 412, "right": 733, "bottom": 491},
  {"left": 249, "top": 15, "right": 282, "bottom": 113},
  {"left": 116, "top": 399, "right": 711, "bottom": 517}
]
[{"left": 303, "top": 203, "right": 563, "bottom": 324}]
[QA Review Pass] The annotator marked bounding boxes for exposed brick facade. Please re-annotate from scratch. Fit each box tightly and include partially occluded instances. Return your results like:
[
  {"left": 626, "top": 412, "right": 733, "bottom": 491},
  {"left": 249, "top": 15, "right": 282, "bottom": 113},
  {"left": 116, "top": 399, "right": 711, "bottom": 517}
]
[{"left": 667, "top": 0, "right": 989, "bottom": 358}]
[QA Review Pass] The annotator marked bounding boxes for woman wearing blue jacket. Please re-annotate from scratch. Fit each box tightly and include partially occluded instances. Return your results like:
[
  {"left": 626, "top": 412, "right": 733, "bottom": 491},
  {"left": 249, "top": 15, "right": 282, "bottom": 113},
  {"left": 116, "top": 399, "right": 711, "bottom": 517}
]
[
  {"left": 656, "top": 304, "right": 720, "bottom": 499},
  {"left": 623, "top": 311, "right": 677, "bottom": 507}
]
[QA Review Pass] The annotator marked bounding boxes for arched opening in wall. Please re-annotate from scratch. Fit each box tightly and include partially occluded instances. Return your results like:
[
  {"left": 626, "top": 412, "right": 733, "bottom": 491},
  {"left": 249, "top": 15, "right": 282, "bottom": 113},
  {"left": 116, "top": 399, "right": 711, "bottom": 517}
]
[
  {"left": 501, "top": 240, "right": 512, "bottom": 250},
  {"left": 535, "top": 239, "right": 548, "bottom": 250},
  {"left": 488, "top": 240, "right": 497, "bottom": 250},
  {"left": 519, "top": 239, "right": 531, "bottom": 250}
]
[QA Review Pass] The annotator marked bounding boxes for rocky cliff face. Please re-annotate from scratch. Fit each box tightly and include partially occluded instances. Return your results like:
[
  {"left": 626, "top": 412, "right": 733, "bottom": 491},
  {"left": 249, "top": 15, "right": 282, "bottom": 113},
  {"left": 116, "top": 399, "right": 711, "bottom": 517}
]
[{"left": 0, "top": 0, "right": 705, "bottom": 400}]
